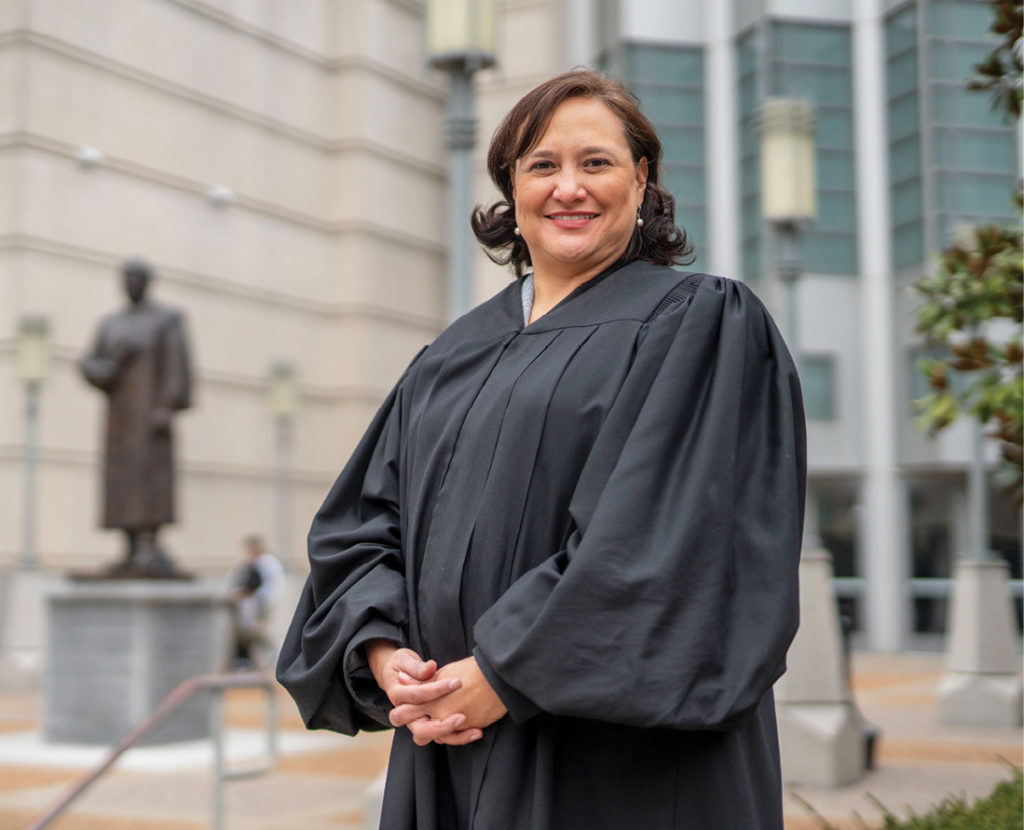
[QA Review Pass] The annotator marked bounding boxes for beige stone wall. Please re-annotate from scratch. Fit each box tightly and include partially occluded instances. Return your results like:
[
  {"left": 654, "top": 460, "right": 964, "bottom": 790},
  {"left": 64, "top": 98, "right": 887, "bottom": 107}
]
[{"left": 0, "top": 0, "right": 448, "bottom": 573}]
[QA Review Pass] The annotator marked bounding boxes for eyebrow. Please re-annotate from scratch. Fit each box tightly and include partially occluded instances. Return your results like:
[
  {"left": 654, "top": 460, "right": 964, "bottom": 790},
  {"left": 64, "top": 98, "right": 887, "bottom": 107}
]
[{"left": 523, "top": 145, "right": 616, "bottom": 159}]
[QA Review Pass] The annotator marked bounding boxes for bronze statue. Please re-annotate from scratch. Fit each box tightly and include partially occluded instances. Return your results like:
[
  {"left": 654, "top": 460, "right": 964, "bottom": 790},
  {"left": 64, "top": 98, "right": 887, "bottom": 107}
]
[{"left": 80, "top": 258, "right": 193, "bottom": 578}]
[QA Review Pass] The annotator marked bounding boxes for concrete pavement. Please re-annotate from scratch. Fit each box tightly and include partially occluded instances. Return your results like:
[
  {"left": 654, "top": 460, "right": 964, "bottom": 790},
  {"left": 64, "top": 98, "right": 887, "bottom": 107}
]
[{"left": 0, "top": 651, "right": 1019, "bottom": 829}]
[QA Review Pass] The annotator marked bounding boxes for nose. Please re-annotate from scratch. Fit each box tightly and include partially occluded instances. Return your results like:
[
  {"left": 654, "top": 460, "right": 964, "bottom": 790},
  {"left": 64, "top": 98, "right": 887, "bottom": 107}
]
[{"left": 552, "top": 170, "right": 586, "bottom": 203}]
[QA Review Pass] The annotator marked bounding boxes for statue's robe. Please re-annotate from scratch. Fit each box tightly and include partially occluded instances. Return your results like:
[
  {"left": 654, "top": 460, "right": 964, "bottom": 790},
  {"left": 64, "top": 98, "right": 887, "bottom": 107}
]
[
  {"left": 278, "top": 263, "right": 806, "bottom": 830},
  {"left": 81, "top": 302, "right": 192, "bottom": 530}
]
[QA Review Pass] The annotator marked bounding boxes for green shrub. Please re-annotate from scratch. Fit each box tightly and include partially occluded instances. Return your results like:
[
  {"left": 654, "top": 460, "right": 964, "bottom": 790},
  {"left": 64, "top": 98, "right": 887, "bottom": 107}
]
[{"left": 874, "top": 766, "right": 1023, "bottom": 829}]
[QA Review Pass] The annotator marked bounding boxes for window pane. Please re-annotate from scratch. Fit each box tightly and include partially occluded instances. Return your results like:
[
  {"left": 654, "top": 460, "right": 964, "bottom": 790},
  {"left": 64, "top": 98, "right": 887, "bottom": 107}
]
[
  {"left": 741, "top": 193, "right": 761, "bottom": 228},
  {"left": 887, "top": 48, "right": 920, "bottom": 99},
  {"left": 771, "top": 65, "right": 852, "bottom": 106},
  {"left": 888, "top": 93, "right": 920, "bottom": 142},
  {"left": 894, "top": 222, "right": 924, "bottom": 268},
  {"left": 628, "top": 45, "right": 704, "bottom": 81},
  {"left": 890, "top": 136, "right": 921, "bottom": 184},
  {"left": 659, "top": 126, "right": 705, "bottom": 164},
  {"left": 891, "top": 177, "right": 923, "bottom": 225},
  {"left": 930, "top": 0, "right": 996, "bottom": 39},
  {"left": 930, "top": 41, "right": 990, "bottom": 82},
  {"left": 931, "top": 83, "right": 1005, "bottom": 126},
  {"left": 738, "top": 74, "right": 759, "bottom": 115},
  {"left": 742, "top": 238, "right": 762, "bottom": 280},
  {"left": 816, "top": 108, "right": 854, "bottom": 149},
  {"left": 662, "top": 164, "right": 705, "bottom": 205},
  {"left": 676, "top": 206, "right": 705, "bottom": 247},
  {"left": 637, "top": 86, "right": 704, "bottom": 125},
  {"left": 801, "top": 355, "right": 836, "bottom": 419},
  {"left": 939, "top": 173, "right": 1018, "bottom": 214},
  {"left": 818, "top": 149, "right": 855, "bottom": 190},
  {"left": 803, "top": 232, "right": 857, "bottom": 274},
  {"left": 773, "top": 22, "right": 851, "bottom": 65},
  {"left": 816, "top": 191, "right": 857, "bottom": 232},
  {"left": 935, "top": 128, "right": 1019, "bottom": 172},
  {"left": 885, "top": 5, "right": 917, "bottom": 58}
]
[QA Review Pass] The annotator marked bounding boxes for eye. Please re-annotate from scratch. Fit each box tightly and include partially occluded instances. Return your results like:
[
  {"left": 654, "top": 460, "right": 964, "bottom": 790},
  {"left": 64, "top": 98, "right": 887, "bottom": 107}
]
[
  {"left": 583, "top": 157, "right": 612, "bottom": 170},
  {"left": 528, "top": 160, "right": 555, "bottom": 172}
]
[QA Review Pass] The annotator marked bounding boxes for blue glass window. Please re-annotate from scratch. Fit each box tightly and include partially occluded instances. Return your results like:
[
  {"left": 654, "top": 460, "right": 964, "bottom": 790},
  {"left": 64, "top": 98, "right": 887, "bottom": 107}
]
[
  {"left": 625, "top": 42, "right": 707, "bottom": 269},
  {"left": 769, "top": 21, "right": 858, "bottom": 275}
]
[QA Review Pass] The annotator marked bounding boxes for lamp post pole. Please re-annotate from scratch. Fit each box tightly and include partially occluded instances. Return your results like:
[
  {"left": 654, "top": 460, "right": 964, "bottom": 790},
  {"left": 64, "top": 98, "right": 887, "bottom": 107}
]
[
  {"left": 759, "top": 98, "right": 867, "bottom": 787},
  {"left": 444, "top": 68, "right": 477, "bottom": 322},
  {"left": 426, "top": 0, "right": 497, "bottom": 323},
  {"left": 269, "top": 364, "right": 297, "bottom": 570},
  {"left": 17, "top": 317, "right": 50, "bottom": 570}
]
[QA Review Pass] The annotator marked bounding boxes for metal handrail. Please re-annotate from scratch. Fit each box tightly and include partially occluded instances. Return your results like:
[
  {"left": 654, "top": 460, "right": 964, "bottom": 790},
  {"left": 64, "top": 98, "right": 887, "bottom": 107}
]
[{"left": 28, "top": 670, "right": 278, "bottom": 830}]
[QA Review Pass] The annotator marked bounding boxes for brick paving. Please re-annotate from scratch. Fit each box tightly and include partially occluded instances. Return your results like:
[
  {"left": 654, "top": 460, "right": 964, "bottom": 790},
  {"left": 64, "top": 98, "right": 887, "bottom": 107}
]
[{"left": 0, "top": 652, "right": 1018, "bottom": 829}]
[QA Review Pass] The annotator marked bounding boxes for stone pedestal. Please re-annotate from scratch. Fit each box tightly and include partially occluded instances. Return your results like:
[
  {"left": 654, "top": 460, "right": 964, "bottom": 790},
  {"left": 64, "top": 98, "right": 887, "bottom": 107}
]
[
  {"left": 44, "top": 579, "right": 228, "bottom": 745},
  {"left": 938, "top": 560, "right": 1022, "bottom": 727},
  {"left": 775, "top": 550, "right": 867, "bottom": 787},
  {"left": 0, "top": 568, "right": 50, "bottom": 689}
]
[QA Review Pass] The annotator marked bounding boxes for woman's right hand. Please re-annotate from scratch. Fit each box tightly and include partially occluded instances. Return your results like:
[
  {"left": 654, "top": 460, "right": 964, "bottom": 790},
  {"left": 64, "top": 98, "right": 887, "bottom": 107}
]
[{"left": 365, "top": 640, "right": 478, "bottom": 746}]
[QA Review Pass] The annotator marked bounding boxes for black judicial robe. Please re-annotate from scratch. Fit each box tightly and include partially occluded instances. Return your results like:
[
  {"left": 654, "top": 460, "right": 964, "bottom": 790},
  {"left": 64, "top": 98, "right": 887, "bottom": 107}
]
[{"left": 277, "top": 261, "right": 806, "bottom": 830}]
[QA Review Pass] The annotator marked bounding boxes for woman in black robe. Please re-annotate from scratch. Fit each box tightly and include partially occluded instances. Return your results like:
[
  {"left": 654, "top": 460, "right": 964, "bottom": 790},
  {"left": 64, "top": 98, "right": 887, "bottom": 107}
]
[{"left": 277, "top": 70, "right": 806, "bottom": 829}]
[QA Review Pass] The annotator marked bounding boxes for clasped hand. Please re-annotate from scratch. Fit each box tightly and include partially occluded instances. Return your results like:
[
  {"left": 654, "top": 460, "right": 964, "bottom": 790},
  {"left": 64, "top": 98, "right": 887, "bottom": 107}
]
[{"left": 366, "top": 641, "right": 507, "bottom": 747}]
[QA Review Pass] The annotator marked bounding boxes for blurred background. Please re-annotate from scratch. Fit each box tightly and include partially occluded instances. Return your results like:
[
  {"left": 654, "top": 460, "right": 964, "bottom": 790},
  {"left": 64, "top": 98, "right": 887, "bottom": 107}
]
[{"left": 0, "top": 0, "right": 1020, "bottom": 673}]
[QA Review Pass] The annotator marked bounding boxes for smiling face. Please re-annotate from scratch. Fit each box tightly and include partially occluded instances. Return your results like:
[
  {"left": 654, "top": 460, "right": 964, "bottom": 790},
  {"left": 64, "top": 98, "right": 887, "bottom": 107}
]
[{"left": 512, "top": 96, "right": 647, "bottom": 285}]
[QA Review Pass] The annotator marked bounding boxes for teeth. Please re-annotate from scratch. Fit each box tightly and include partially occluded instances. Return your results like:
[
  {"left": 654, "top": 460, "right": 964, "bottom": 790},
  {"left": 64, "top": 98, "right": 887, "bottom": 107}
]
[{"left": 550, "top": 214, "right": 596, "bottom": 220}]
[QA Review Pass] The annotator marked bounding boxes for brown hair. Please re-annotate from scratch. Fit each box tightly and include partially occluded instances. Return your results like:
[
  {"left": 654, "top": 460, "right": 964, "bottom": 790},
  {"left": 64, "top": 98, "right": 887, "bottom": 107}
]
[{"left": 471, "top": 70, "right": 693, "bottom": 277}]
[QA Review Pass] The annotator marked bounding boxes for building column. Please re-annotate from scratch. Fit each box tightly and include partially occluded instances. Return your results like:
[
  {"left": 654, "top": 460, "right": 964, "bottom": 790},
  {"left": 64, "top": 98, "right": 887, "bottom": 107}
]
[
  {"left": 705, "top": 0, "right": 740, "bottom": 279},
  {"left": 853, "top": 0, "right": 907, "bottom": 650}
]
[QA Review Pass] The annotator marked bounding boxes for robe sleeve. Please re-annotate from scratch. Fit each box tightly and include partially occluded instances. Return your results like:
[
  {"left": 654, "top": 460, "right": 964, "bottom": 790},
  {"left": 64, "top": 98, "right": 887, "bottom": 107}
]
[
  {"left": 473, "top": 276, "right": 806, "bottom": 731},
  {"left": 79, "top": 321, "right": 121, "bottom": 392},
  {"left": 276, "top": 355, "right": 422, "bottom": 735},
  {"left": 158, "top": 311, "right": 192, "bottom": 411}
]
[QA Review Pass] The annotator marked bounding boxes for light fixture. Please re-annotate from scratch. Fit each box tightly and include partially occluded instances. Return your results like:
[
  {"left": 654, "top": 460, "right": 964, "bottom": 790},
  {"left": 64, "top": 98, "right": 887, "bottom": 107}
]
[
  {"left": 75, "top": 146, "right": 105, "bottom": 169},
  {"left": 426, "top": 0, "right": 498, "bottom": 72},
  {"left": 17, "top": 316, "right": 51, "bottom": 384},
  {"left": 268, "top": 363, "right": 297, "bottom": 420},
  {"left": 207, "top": 184, "right": 236, "bottom": 207},
  {"left": 758, "top": 97, "right": 817, "bottom": 225}
]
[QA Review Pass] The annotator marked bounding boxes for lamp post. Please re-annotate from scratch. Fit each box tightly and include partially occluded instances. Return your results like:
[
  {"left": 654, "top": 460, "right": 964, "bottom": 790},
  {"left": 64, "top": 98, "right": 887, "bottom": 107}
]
[
  {"left": 268, "top": 363, "right": 297, "bottom": 569},
  {"left": 426, "top": 0, "right": 497, "bottom": 322},
  {"left": 17, "top": 316, "right": 51, "bottom": 569},
  {"left": 759, "top": 98, "right": 867, "bottom": 787},
  {"left": 759, "top": 97, "right": 816, "bottom": 363}
]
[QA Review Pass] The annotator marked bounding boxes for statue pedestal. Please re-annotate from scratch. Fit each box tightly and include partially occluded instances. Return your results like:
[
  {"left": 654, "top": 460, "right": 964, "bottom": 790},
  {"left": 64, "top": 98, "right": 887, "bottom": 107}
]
[
  {"left": 44, "top": 579, "right": 228, "bottom": 745},
  {"left": 938, "top": 559, "right": 1022, "bottom": 727},
  {"left": 775, "top": 549, "right": 868, "bottom": 787}
]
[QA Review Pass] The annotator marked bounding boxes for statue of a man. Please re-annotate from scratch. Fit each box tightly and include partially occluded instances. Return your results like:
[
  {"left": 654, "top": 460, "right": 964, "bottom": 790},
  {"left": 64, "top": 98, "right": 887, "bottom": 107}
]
[{"left": 80, "top": 258, "right": 193, "bottom": 577}]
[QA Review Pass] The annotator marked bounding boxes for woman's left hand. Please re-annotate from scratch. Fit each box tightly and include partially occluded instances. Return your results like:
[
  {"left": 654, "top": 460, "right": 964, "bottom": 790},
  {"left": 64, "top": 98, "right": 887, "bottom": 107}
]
[{"left": 389, "top": 656, "right": 508, "bottom": 746}]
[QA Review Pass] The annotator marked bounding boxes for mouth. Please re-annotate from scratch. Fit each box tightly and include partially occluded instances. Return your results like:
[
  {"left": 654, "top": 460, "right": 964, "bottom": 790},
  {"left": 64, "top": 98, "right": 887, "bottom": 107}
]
[{"left": 547, "top": 212, "right": 599, "bottom": 228}]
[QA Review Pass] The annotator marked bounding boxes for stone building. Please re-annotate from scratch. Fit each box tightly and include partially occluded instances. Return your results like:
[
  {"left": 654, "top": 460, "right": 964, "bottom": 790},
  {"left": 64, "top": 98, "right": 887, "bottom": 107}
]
[{"left": 1, "top": 0, "right": 1020, "bottom": 657}]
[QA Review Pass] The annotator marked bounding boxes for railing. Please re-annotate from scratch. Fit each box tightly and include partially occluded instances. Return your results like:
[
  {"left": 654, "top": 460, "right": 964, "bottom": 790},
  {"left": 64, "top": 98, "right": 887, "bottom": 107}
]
[{"left": 28, "top": 670, "right": 278, "bottom": 830}]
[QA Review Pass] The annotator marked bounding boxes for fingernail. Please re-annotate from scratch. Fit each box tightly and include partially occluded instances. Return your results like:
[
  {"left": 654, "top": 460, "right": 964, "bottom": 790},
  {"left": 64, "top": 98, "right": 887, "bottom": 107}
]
[
  {"left": 454, "top": 715, "right": 467, "bottom": 728},
  {"left": 447, "top": 679, "right": 461, "bottom": 690}
]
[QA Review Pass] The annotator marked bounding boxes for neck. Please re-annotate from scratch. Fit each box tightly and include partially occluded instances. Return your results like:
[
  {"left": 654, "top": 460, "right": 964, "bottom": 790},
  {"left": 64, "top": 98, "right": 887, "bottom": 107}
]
[{"left": 528, "top": 265, "right": 607, "bottom": 324}]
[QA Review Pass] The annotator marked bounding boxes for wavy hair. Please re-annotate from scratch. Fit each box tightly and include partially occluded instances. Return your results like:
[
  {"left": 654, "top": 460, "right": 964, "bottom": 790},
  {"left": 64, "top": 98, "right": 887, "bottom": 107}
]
[{"left": 471, "top": 70, "right": 693, "bottom": 277}]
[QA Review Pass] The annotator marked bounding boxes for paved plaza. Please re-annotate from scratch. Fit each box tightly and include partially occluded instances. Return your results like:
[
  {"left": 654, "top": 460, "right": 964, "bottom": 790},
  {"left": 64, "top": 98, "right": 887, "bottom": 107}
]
[{"left": 0, "top": 651, "right": 1019, "bottom": 829}]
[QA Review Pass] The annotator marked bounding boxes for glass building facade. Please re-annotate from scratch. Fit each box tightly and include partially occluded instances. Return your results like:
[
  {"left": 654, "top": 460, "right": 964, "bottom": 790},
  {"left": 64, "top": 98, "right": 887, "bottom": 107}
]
[
  {"left": 624, "top": 43, "right": 707, "bottom": 269},
  {"left": 886, "top": 0, "right": 1019, "bottom": 269}
]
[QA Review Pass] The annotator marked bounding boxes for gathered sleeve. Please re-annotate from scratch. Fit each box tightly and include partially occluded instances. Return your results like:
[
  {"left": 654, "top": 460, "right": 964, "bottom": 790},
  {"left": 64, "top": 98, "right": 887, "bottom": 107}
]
[
  {"left": 473, "top": 277, "right": 806, "bottom": 731},
  {"left": 276, "top": 371, "right": 413, "bottom": 735}
]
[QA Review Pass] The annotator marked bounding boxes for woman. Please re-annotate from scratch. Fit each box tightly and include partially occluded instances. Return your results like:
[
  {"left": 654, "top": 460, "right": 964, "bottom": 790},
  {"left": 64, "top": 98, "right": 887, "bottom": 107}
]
[{"left": 278, "top": 70, "right": 805, "bottom": 829}]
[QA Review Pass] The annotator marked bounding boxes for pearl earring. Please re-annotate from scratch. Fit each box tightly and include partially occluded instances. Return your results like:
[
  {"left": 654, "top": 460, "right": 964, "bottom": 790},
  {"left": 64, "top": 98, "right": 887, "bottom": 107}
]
[
  {"left": 636, "top": 210, "right": 644, "bottom": 228},
  {"left": 514, "top": 226, "right": 521, "bottom": 236}
]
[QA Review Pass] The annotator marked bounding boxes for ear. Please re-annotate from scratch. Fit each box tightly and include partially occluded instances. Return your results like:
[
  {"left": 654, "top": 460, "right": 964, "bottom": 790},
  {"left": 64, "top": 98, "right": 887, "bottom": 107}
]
[{"left": 636, "top": 157, "right": 649, "bottom": 198}]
